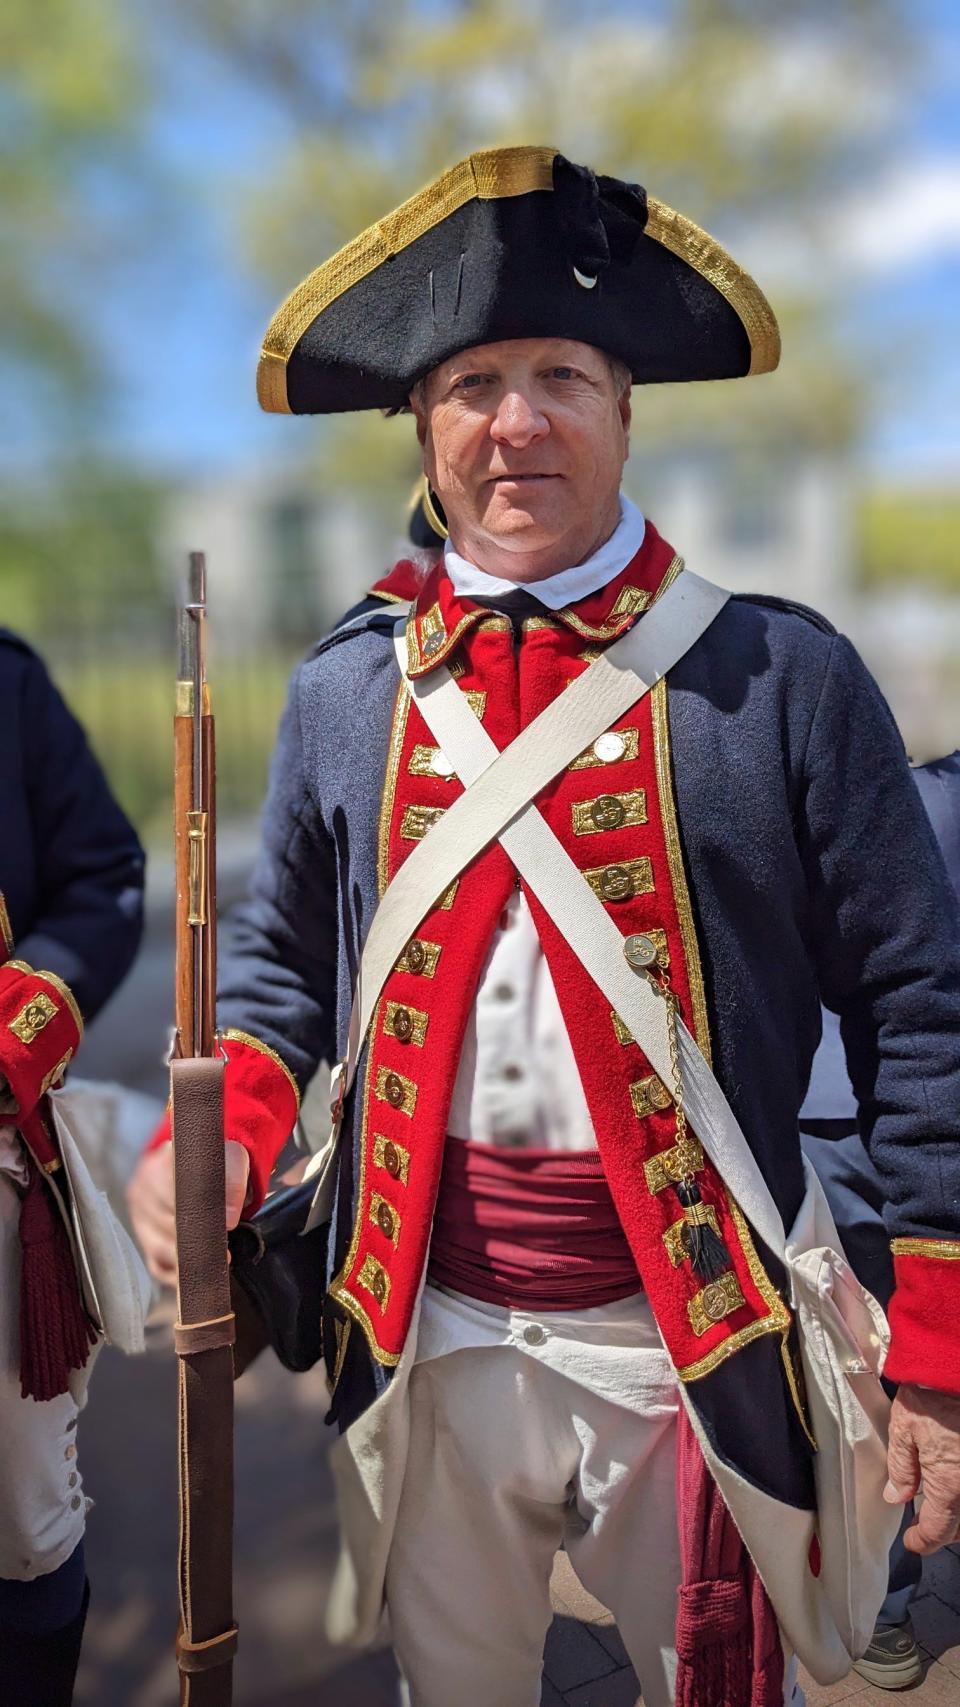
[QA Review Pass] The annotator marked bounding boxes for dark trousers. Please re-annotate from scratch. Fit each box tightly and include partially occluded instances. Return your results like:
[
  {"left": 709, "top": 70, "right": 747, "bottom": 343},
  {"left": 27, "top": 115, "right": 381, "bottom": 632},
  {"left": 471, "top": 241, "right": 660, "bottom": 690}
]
[
  {"left": 800, "top": 1128, "right": 922, "bottom": 1627},
  {"left": 0, "top": 1542, "right": 88, "bottom": 1706}
]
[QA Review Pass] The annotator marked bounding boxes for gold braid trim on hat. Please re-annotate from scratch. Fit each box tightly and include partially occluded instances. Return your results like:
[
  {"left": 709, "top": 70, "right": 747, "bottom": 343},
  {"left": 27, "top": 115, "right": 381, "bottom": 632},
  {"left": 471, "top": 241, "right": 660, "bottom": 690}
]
[
  {"left": 258, "top": 149, "right": 781, "bottom": 413},
  {"left": 644, "top": 197, "right": 781, "bottom": 377}
]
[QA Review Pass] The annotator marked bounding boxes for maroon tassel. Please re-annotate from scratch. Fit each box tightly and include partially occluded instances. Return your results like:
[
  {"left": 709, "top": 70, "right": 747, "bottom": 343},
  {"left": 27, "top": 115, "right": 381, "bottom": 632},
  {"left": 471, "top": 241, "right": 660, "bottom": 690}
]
[
  {"left": 18, "top": 1158, "right": 96, "bottom": 1402},
  {"left": 675, "top": 1405, "right": 785, "bottom": 1707},
  {"left": 675, "top": 1576, "right": 752, "bottom": 1707}
]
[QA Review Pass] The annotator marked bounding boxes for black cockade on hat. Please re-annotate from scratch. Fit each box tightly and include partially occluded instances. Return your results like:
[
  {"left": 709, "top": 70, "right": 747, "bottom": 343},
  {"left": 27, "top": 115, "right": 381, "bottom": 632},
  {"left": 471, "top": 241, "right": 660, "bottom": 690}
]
[
  {"left": 258, "top": 146, "right": 780, "bottom": 416},
  {"left": 551, "top": 155, "right": 648, "bottom": 285}
]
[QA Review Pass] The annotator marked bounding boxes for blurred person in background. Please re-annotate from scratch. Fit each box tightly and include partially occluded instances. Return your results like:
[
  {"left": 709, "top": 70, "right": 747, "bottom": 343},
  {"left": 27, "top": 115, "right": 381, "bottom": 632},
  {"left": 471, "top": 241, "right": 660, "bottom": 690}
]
[
  {"left": 130, "top": 148, "right": 960, "bottom": 1707},
  {"left": 0, "top": 629, "right": 145, "bottom": 1706},
  {"left": 801, "top": 751, "right": 960, "bottom": 1690}
]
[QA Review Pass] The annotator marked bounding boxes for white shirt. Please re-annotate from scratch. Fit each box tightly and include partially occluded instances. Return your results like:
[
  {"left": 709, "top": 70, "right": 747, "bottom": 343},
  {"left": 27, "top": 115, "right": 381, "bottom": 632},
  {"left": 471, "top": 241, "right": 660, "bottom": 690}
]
[{"left": 445, "top": 496, "right": 646, "bottom": 1154}]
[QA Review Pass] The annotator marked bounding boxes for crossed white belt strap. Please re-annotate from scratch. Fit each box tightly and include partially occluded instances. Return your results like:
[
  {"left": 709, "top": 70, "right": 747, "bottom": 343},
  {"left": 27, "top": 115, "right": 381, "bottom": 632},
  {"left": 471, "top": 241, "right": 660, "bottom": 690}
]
[{"left": 309, "top": 569, "right": 786, "bottom": 1258}]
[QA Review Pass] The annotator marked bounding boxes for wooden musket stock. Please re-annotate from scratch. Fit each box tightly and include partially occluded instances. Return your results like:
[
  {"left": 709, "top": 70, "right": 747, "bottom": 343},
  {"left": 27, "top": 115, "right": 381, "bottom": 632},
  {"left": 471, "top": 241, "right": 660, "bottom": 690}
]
[{"left": 170, "top": 553, "right": 237, "bottom": 1704}]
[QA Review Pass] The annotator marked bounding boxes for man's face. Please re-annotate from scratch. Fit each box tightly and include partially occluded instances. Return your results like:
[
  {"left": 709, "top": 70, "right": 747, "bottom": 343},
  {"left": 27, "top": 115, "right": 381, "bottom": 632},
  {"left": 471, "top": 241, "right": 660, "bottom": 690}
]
[{"left": 412, "top": 337, "right": 631, "bottom": 578}]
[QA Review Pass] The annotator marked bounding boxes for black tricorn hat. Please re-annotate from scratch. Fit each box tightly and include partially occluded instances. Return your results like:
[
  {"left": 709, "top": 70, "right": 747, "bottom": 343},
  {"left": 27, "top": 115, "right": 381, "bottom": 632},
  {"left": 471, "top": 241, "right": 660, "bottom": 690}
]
[{"left": 258, "top": 145, "right": 780, "bottom": 416}]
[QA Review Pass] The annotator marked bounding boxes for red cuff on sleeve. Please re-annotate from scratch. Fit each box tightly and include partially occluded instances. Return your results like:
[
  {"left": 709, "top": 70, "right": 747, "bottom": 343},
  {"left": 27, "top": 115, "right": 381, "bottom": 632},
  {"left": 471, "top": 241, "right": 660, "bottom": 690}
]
[
  {"left": 0, "top": 961, "right": 82, "bottom": 1124},
  {"left": 145, "top": 1030, "right": 300, "bottom": 1215},
  {"left": 885, "top": 1242, "right": 960, "bottom": 1394}
]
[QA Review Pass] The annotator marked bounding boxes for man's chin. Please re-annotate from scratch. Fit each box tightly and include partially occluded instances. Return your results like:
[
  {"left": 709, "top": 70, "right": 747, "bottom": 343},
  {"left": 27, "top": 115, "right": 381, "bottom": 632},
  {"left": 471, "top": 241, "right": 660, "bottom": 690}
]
[{"left": 476, "top": 499, "right": 565, "bottom": 546}]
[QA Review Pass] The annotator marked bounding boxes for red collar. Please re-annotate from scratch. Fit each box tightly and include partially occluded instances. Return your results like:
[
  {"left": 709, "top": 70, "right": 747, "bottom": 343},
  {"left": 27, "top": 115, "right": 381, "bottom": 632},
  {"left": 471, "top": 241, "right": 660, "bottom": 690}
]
[{"left": 403, "top": 518, "right": 683, "bottom": 677}]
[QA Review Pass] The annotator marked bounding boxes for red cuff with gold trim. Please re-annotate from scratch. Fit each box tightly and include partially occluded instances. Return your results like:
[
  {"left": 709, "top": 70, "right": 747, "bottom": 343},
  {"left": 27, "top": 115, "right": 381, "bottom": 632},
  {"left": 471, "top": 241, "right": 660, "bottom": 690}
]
[
  {"left": 146, "top": 1030, "right": 300, "bottom": 1214},
  {"left": 885, "top": 1240, "right": 960, "bottom": 1394},
  {"left": 0, "top": 960, "right": 82, "bottom": 1125}
]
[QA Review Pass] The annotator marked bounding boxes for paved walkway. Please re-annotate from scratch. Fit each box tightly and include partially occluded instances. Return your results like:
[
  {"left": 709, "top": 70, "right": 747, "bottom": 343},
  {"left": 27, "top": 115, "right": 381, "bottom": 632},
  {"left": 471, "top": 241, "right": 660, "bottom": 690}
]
[{"left": 542, "top": 1547, "right": 960, "bottom": 1705}]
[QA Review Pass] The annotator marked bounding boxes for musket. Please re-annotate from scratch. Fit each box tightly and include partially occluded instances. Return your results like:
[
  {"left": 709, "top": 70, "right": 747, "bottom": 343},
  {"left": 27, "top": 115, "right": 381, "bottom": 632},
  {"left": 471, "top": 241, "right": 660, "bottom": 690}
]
[{"left": 170, "top": 553, "right": 237, "bottom": 1704}]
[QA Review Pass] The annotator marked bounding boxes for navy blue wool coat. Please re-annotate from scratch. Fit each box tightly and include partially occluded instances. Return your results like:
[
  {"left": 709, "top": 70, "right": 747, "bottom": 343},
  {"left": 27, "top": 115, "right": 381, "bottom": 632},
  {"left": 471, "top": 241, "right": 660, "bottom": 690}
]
[
  {"left": 218, "top": 587, "right": 960, "bottom": 1490},
  {"left": 0, "top": 631, "right": 145, "bottom": 1021}
]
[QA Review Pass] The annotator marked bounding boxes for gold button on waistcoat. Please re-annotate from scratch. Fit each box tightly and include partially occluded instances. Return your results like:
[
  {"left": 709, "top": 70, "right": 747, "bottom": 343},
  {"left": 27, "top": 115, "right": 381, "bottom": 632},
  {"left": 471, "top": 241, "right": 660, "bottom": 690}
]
[
  {"left": 624, "top": 933, "right": 658, "bottom": 970},
  {"left": 700, "top": 1281, "right": 732, "bottom": 1323},
  {"left": 372, "top": 1270, "right": 389, "bottom": 1305},
  {"left": 384, "top": 1072, "right": 405, "bottom": 1108},
  {"left": 9, "top": 992, "right": 58, "bottom": 1045},
  {"left": 405, "top": 939, "right": 427, "bottom": 974},
  {"left": 590, "top": 794, "right": 626, "bottom": 831},
  {"left": 686, "top": 1271, "right": 746, "bottom": 1336},
  {"left": 593, "top": 731, "right": 627, "bottom": 763},
  {"left": 392, "top": 1006, "right": 413, "bottom": 1042},
  {"left": 383, "top": 1140, "right": 402, "bottom": 1179},
  {"left": 599, "top": 864, "right": 633, "bottom": 902},
  {"left": 377, "top": 1201, "right": 395, "bottom": 1239}
]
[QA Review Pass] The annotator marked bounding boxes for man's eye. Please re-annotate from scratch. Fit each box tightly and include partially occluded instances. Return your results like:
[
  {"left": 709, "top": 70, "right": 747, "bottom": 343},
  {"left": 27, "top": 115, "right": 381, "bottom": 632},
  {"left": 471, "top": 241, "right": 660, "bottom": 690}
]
[
  {"left": 549, "top": 366, "right": 575, "bottom": 380},
  {"left": 454, "top": 374, "right": 486, "bottom": 390}
]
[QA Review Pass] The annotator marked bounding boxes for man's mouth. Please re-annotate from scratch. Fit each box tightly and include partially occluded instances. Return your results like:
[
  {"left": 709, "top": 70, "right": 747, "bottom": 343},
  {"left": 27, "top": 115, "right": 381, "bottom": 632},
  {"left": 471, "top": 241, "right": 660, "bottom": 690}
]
[{"left": 487, "top": 472, "right": 561, "bottom": 484}]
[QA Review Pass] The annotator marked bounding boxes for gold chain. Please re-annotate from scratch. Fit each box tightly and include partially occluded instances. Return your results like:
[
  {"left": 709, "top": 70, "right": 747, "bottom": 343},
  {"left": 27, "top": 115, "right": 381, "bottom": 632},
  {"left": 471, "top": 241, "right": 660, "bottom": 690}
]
[
  {"left": 648, "top": 967, "right": 691, "bottom": 1168},
  {"left": 642, "top": 962, "right": 693, "bottom": 1188}
]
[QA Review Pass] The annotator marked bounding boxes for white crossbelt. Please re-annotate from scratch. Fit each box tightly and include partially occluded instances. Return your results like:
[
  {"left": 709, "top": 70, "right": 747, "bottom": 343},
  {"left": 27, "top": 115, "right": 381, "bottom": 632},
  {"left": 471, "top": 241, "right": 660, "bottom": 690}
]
[{"left": 310, "top": 569, "right": 788, "bottom": 1255}]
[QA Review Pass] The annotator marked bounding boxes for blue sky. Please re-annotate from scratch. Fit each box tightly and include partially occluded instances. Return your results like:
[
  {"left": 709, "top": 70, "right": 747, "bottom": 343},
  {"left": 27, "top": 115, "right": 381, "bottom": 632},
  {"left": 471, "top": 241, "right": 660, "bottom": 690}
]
[{"left": 72, "top": 3, "right": 960, "bottom": 488}]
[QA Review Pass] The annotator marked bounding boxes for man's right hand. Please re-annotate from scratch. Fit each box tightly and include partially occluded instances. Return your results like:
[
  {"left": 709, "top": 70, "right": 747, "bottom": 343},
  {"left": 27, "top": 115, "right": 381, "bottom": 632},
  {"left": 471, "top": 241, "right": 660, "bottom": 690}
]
[{"left": 127, "top": 1138, "right": 251, "bottom": 1287}]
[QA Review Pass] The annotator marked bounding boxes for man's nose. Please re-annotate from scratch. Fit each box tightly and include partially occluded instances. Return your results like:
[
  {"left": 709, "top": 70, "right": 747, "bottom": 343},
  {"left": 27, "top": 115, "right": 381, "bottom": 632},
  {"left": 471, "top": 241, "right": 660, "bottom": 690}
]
[{"left": 490, "top": 388, "right": 549, "bottom": 447}]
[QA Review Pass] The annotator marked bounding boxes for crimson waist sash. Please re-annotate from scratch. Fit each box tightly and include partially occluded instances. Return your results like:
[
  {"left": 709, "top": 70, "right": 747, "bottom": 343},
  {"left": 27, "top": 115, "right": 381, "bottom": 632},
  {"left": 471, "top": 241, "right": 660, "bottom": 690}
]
[{"left": 426, "top": 1138, "right": 643, "bottom": 1311}]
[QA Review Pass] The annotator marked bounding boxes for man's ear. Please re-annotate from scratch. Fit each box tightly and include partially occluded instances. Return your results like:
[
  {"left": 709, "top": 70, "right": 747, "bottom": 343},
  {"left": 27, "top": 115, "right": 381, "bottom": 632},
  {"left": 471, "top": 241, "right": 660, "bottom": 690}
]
[
  {"left": 409, "top": 387, "right": 429, "bottom": 448},
  {"left": 618, "top": 389, "right": 632, "bottom": 462},
  {"left": 618, "top": 388, "right": 632, "bottom": 438}
]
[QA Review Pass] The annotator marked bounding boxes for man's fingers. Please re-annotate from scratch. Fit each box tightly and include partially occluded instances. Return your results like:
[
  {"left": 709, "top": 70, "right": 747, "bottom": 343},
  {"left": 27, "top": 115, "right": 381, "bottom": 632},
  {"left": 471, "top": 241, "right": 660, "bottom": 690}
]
[
  {"left": 130, "top": 1208, "right": 177, "bottom": 1282},
  {"left": 904, "top": 1493, "right": 960, "bottom": 1555},
  {"left": 126, "top": 1147, "right": 178, "bottom": 1282},
  {"left": 224, "top": 1139, "right": 251, "bottom": 1231},
  {"left": 888, "top": 1385, "right": 960, "bottom": 1556},
  {"left": 129, "top": 1137, "right": 249, "bottom": 1270},
  {"left": 127, "top": 1146, "right": 176, "bottom": 1214},
  {"left": 885, "top": 1407, "right": 922, "bottom": 1504},
  {"left": 138, "top": 1226, "right": 177, "bottom": 1287},
  {"left": 131, "top": 1200, "right": 176, "bottom": 1244}
]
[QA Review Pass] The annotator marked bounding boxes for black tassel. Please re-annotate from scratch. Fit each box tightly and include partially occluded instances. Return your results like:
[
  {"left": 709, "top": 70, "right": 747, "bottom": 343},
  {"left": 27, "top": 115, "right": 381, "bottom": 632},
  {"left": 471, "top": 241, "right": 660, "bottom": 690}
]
[{"left": 675, "top": 1182, "right": 733, "bottom": 1282}]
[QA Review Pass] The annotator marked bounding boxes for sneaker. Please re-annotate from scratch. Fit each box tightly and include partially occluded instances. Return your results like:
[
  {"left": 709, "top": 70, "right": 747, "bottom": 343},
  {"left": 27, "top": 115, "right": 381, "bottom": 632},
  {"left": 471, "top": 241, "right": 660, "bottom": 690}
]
[{"left": 852, "top": 1622, "right": 923, "bottom": 1690}]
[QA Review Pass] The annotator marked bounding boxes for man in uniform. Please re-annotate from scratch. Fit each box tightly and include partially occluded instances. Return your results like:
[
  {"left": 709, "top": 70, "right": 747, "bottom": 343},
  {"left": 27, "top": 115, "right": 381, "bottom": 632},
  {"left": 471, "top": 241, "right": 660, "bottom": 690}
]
[
  {"left": 0, "top": 630, "right": 145, "bottom": 1705},
  {"left": 132, "top": 149, "right": 960, "bottom": 1705},
  {"left": 801, "top": 750, "right": 960, "bottom": 1690}
]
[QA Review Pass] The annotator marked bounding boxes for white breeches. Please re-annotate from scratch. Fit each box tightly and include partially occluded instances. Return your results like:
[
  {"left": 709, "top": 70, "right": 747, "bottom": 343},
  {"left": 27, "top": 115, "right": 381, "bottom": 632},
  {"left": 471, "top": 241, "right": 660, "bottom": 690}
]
[
  {"left": 383, "top": 1335, "right": 804, "bottom": 1707},
  {"left": 0, "top": 1174, "right": 90, "bottom": 1581},
  {"left": 384, "top": 1337, "right": 682, "bottom": 1707}
]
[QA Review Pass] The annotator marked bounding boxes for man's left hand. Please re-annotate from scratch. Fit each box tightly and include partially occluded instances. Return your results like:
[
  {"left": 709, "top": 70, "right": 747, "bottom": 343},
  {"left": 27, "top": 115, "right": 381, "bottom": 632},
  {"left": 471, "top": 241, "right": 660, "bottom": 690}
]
[{"left": 886, "top": 1383, "right": 960, "bottom": 1553}]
